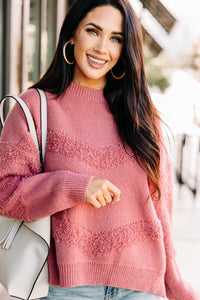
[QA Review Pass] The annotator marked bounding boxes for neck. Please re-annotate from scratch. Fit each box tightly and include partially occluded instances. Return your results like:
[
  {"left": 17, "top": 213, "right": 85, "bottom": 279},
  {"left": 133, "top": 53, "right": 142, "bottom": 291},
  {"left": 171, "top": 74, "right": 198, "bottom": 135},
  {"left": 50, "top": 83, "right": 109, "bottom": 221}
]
[
  {"left": 72, "top": 78, "right": 106, "bottom": 91},
  {"left": 72, "top": 68, "right": 106, "bottom": 90}
]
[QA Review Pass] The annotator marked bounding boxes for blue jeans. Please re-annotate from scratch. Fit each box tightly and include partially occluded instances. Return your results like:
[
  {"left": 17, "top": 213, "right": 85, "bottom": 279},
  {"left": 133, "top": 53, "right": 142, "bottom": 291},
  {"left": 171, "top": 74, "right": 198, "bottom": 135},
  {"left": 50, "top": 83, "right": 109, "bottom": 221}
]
[{"left": 42, "top": 285, "right": 162, "bottom": 299}]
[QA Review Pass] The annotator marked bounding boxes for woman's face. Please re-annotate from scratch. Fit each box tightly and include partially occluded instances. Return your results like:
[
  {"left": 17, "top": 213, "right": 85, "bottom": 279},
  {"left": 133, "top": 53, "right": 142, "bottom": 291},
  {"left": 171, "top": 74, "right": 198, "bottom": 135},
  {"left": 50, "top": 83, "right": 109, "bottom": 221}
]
[{"left": 71, "top": 5, "right": 124, "bottom": 90}]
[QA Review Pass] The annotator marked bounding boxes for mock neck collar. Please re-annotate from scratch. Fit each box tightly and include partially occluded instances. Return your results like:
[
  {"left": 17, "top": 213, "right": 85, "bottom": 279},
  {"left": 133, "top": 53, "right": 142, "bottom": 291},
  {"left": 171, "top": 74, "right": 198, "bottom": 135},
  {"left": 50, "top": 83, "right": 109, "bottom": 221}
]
[{"left": 66, "top": 82, "right": 105, "bottom": 102}]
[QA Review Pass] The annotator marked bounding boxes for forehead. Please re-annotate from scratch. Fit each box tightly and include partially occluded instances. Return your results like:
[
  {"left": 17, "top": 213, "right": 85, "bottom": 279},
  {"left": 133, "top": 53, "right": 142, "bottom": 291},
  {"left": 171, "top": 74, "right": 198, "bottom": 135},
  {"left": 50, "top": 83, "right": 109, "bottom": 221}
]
[{"left": 79, "top": 5, "right": 124, "bottom": 32}]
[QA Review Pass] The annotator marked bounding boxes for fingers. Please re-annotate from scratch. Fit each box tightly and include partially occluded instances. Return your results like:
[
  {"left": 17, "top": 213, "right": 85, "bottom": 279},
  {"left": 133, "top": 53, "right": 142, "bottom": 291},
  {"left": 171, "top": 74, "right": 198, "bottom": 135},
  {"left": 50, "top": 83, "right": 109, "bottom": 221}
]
[
  {"left": 107, "top": 182, "right": 121, "bottom": 203},
  {"left": 101, "top": 188, "right": 112, "bottom": 204},
  {"left": 96, "top": 192, "right": 106, "bottom": 207},
  {"left": 88, "top": 197, "right": 102, "bottom": 209},
  {"left": 86, "top": 178, "right": 121, "bottom": 209}
]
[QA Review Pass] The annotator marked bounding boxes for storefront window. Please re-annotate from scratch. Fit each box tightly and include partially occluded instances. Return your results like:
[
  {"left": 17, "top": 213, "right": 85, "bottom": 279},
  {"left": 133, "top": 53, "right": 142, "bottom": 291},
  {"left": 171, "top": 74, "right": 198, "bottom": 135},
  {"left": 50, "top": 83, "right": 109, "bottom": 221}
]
[
  {"left": 27, "top": 0, "right": 57, "bottom": 84},
  {"left": 46, "top": 0, "right": 56, "bottom": 69},
  {"left": 28, "top": 0, "right": 40, "bottom": 85}
]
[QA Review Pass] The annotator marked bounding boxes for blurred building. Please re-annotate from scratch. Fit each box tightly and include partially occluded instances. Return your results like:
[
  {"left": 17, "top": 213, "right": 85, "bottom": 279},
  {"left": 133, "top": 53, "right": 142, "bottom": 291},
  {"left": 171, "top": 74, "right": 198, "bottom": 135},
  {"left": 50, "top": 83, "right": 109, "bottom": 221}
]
[
  {"left": 133, "top": 0, "right": 176, "bottom": 55},
  {"left": 0, "top": 0, "right": 70, "bottom": 99}
]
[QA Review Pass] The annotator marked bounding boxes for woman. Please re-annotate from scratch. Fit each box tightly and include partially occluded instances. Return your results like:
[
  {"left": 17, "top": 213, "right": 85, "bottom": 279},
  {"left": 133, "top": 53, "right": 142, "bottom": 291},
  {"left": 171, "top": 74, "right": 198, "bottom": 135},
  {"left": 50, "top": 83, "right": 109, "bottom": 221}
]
[{"left": 0, "top": 0, "right": 199, "bottom": 299}]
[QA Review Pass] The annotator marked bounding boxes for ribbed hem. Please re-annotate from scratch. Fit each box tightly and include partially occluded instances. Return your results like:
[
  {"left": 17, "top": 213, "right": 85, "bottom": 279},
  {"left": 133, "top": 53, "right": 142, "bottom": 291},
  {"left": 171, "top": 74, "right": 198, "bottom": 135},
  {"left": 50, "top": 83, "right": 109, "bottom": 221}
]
[
  {"left": 48, "top": 261, "right": 166, "bottom": 298},
  {"left": 63, "top": 172, "right": 93, "bottom": 202},
  {"left": 67, "top": 82, "right": 105, "bottom": 102}
]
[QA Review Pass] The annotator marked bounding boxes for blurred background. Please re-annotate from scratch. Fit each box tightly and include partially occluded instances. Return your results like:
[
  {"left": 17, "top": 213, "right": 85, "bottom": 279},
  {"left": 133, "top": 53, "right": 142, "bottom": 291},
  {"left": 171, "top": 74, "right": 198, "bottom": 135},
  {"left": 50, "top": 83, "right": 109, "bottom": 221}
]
[{"left": 0, "top": 0, "right": 200, "bottom": 298}]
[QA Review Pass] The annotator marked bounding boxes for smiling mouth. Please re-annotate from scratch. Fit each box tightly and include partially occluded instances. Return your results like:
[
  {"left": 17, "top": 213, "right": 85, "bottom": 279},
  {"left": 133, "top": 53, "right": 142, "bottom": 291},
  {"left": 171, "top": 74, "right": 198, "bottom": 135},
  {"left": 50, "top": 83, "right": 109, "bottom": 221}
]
[{"left": 87, "top": 55, "right": 107, "bottom": 65}]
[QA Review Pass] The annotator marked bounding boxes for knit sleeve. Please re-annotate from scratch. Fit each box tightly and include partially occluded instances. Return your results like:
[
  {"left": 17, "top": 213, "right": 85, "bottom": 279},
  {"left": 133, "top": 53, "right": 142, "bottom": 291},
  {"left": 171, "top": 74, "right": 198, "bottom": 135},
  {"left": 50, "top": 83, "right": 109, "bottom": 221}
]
[
  {"left": 0, "top": 89, "right": 93, "bottom": 221},
  {"left": 150, "top": 125, "right": 199, "bottom": 300}
]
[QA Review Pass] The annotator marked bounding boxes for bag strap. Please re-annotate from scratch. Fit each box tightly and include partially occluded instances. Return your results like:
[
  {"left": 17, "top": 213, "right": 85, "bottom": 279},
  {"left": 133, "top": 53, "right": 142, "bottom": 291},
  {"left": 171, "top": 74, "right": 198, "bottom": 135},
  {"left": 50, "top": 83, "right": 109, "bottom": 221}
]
[
  {"left": 0, "top": 89, "right": 47, "bottom": 166},
  {"left": 36, "top": 88, "right": 47, "bottom": 167}
]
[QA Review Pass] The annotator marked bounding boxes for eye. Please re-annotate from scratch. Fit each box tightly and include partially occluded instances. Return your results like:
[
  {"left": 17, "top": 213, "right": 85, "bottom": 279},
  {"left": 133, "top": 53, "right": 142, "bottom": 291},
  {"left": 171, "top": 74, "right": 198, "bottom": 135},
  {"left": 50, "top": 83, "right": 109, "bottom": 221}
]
[
  {"left": 111, "top": 36, "right": 123, "bottom": 43},
  {"left": 86, "top": 28, "right": 98, "bottom": 36}
]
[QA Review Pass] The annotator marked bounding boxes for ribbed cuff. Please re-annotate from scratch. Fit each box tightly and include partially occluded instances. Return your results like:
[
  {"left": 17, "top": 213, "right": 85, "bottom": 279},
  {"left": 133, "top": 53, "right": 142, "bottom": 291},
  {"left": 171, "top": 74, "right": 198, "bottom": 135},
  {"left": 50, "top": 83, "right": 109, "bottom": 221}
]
[{"left": 63, "top": 172, "right": 93, "bottom": 203}]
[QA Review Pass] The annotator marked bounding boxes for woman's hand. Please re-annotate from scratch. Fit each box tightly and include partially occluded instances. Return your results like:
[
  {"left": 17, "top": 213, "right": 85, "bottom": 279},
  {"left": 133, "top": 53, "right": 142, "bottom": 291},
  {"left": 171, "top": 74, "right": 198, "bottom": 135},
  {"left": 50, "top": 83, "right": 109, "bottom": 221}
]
[{"left": 86, "top": 178, "right": 121, "bottom": 208}]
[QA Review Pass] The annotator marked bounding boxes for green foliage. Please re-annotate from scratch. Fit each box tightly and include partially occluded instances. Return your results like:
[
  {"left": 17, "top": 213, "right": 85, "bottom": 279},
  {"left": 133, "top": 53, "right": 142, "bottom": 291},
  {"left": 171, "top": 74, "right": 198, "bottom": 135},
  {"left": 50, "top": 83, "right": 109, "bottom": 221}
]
[
  {"left": 144, "top": 50, "right": 170, "bottom": 93},
  {"left": 145, "top": 63, "right": 170, "bottom": 92}
]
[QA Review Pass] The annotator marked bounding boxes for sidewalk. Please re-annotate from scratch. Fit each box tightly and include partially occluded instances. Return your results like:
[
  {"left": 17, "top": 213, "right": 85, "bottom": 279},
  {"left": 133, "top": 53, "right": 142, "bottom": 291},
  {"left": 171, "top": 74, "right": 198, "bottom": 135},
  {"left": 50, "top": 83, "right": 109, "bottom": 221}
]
[{"left": 172, "top": 183, "right": 200, "bottom": 294}]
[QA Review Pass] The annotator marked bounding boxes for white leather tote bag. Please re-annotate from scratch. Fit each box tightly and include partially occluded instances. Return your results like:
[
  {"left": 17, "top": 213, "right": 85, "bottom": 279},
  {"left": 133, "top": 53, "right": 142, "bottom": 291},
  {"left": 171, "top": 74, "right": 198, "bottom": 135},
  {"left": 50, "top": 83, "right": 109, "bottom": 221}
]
[{"left": 0, "top": 89, "right": 50, "bottom": 300}]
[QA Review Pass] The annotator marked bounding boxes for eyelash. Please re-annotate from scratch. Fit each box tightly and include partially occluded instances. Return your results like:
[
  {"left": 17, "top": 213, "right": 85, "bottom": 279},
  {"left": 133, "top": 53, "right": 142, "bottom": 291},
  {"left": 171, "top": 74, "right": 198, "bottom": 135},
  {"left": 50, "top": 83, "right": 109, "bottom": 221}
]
[
  {"left": 86, "top": 28, "right": 123, "bottom": 43},
  {"left": 111, "top": 36, "right": 123, "bottom": 43},
  {"left": 86, "top": 28, "right": 98, "bottom": 35}
]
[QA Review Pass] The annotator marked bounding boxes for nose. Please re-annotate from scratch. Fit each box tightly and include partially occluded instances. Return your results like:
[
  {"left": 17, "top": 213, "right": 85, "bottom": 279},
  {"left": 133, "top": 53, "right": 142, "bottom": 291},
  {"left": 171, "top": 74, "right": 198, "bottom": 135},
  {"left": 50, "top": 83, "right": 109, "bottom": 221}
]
[{"left": 94, "top": 37, "right": 107, "bottom": 54}]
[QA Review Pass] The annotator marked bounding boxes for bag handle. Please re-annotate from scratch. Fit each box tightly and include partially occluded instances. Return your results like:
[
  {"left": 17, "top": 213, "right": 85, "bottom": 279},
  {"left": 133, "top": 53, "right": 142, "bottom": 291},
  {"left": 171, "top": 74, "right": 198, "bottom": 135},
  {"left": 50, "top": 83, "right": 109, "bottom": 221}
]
[
  {"left": 36, "top": 88, "right": 47, "bottom": 167},
  {"left": 0, "top": 89, "right": 47, "bottom": 166}
]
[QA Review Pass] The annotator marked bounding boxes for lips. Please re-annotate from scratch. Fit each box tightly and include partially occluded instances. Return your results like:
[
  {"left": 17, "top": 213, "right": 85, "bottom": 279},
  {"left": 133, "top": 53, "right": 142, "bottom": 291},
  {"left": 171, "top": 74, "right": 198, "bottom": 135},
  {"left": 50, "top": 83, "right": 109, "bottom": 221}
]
[{"left": 87, "top": 54, "right": 108, "bottom": 68}]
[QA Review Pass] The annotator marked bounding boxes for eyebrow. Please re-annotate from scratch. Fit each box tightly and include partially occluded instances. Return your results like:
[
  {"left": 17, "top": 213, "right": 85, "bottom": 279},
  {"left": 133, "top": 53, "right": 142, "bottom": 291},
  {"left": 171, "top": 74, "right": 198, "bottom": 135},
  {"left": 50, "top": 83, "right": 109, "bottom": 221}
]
[{"left": 85, "top": 22, "right": 124, "bottom": 36}]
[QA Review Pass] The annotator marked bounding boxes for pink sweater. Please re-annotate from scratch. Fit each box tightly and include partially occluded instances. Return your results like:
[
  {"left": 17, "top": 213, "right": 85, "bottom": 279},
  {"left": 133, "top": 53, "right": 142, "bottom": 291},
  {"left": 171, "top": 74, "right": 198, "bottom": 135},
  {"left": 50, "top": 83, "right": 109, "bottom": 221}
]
[{"left": 0, "top": 83, "right": 199, "bottom": 300}]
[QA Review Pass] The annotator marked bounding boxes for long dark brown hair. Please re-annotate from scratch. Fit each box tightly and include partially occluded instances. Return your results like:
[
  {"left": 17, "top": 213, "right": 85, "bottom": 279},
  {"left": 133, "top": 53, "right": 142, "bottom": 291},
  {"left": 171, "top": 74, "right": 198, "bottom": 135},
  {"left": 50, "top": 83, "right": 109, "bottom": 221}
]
[{"left": 32, "top": 0, "right": 161, "bottom": 197}]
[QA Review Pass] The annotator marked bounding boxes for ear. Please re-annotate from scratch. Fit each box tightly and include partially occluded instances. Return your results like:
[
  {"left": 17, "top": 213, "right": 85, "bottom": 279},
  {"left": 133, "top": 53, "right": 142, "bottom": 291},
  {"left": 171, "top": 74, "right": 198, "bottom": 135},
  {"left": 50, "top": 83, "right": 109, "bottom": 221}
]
[{"left": 70, "top": 38, "right": 75, "bottom": 45}]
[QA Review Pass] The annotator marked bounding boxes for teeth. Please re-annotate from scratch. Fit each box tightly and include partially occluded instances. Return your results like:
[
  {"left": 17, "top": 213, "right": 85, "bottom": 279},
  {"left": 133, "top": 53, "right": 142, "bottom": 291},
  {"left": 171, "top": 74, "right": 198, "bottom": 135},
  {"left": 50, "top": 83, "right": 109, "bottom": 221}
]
[{"left": 88, "top": 55, "right": 106, "bottom": 64}]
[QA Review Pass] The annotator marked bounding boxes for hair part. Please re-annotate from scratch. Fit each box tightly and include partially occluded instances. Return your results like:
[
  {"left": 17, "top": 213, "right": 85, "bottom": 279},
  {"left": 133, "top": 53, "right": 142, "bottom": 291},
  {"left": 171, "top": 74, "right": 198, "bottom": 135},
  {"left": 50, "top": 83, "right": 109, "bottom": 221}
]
[{"left": 31, "top": 0, "right": 161, "bottom": 198}]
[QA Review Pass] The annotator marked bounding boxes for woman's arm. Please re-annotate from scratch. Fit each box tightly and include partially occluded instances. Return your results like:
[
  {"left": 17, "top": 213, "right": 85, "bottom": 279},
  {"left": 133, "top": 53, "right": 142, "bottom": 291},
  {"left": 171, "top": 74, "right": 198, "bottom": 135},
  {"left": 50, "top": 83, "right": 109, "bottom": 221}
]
[{"left": 0, "top": 90, "right": 93, "bottom": 221}]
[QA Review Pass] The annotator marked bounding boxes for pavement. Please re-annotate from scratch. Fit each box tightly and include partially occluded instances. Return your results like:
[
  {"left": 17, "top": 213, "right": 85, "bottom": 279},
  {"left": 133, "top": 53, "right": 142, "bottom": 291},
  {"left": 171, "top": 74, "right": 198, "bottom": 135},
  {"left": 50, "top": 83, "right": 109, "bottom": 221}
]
[
  {"left": 0, "top": 182, "right": 200, "bottom": 299},
  {"left": 172, "top": 182, "right": 200, "bottom": 294}
]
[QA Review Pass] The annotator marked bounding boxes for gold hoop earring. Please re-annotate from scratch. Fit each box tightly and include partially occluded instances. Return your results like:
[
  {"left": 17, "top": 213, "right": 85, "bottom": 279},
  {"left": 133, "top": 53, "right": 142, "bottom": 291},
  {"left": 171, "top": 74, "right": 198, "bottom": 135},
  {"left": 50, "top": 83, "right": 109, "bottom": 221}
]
[
  {"left": 63, "top": 41, "right": 75, "bottom": 65},
  {"left": 111, "top": 58, "right": 126, "bottom": 80}
]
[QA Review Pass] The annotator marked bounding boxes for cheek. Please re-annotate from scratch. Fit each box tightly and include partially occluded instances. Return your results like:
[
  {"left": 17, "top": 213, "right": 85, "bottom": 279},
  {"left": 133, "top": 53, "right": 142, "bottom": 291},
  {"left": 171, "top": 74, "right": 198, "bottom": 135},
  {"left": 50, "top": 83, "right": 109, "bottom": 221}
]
[
  {"left": 73, "top": 44, "right": 85, "bottom": 65},
  {"left": 73, "top": 37, "right": 92, "bottom": 62},
  {"left": 110, "top": 44, "right": 123, "bottom": 61}
]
